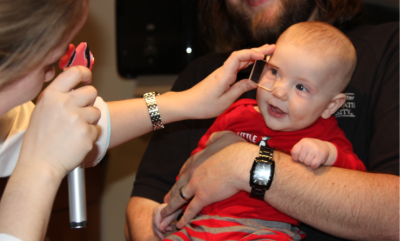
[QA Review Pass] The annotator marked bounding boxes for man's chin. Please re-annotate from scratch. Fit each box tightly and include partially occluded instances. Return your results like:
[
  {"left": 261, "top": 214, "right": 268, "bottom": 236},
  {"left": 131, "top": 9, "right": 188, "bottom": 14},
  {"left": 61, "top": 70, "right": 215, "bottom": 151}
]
[{"left": 227, "top": 0, "right": 316, "bottom": 45}]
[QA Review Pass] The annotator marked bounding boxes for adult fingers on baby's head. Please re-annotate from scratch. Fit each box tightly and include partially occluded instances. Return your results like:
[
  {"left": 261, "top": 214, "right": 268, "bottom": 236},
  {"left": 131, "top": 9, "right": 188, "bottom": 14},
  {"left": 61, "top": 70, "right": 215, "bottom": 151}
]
[
  {"left": 222, "top": 45, "right": 275, "bottom": 74},
  {"left": 252, "top": 44, "right": 276, "bottom": 56},
  {"left": 223, "top": 50, "right": 264, "bottom": 73},
  {"left": 51, "top": 66, "right": 92, "bottom": 92},
  {"left": 236, "top": 49, "right": 265, "bottom": 64}
]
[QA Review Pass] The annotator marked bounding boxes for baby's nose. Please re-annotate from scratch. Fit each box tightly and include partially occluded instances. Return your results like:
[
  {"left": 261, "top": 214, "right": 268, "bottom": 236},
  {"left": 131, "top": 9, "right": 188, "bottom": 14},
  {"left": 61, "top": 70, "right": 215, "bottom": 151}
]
[{"left": 271, "top": 85, "right": 288, "bottom": 101}]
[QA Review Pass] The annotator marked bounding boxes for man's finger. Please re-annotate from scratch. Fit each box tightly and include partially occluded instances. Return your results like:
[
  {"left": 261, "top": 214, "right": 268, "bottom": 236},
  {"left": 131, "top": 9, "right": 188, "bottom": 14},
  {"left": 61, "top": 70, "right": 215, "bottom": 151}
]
[
  {"left": 169, "top": 172, "right": 191, "bottom": 201},
  {"left": 176, "top": 197, "right": 204, "bottom": 229},
  {"left": 160, "top": 191, "right": 187, "bottom": 218}
]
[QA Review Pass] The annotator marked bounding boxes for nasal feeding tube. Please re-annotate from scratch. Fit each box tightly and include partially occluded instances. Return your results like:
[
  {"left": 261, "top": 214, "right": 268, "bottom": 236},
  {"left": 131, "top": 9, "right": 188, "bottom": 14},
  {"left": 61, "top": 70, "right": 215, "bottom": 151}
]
[{"left": 59, "top": 42, "right": 95, "bottom": 229}]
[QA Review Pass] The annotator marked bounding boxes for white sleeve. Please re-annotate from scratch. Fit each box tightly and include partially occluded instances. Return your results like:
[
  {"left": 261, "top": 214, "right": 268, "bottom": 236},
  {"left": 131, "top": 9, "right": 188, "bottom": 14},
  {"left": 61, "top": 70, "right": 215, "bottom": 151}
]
[
  {"left": 82, "top": 96, "right": 111, "bottom": 167},
  {"left": 0, "top": 234, "right": 22, "bottom": 241},
  {"left": 0, "top": 102, "right": 34, "bottom": 177},
  {"left": 0, "top": 97, "right": 110, "bottom": 177}
]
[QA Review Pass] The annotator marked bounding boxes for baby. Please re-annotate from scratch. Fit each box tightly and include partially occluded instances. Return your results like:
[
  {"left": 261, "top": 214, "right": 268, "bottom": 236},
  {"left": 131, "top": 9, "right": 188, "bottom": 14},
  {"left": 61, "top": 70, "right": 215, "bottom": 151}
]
[{"left": 154, "top": 21, "right": 366, "bottom": 241}]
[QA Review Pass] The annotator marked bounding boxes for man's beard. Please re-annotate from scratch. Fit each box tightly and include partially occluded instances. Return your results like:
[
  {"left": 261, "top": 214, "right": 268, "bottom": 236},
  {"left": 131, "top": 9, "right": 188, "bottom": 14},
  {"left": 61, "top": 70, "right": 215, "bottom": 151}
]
[{"left": 226, "top": 0, "right": 316, "bottom": 46}]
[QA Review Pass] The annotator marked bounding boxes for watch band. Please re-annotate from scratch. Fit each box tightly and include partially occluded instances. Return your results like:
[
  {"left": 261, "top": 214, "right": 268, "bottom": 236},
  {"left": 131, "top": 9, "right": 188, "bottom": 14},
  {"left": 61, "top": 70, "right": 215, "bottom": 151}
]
[
  {"left": 259, "top": 146, "right": 274, "bottom": 161},
  {"left": 143, "top": 92, "right": 164, "bottom": 131},
  {"left": 250, "top": 146, "right": 275, "bottom": 200},
  {"left": 250, "top": 185, "right": 269, "bottom": 199}
]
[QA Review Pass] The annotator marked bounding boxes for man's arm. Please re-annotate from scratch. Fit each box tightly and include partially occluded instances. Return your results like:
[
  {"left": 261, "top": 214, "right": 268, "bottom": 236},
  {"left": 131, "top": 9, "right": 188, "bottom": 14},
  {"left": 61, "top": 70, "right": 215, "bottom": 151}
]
[
  {"left": 162, "top": 132, "right": 399, "bottom": 241},
  {"left": 268, "top": 150, "right": 399, "bottom": 240},
  {"left": 125, "top": 197, "right": 160, "bottom": 241}
]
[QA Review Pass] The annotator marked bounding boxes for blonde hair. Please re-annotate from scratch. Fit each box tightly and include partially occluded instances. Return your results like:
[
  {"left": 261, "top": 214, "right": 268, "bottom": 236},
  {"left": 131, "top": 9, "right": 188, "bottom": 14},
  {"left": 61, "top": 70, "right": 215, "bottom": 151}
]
[
  {"left": 277, "top": 21, "right": 357, "bottom": 92},
  {"left": 0, "top": 0, "right": 87, "bottom": 87}
]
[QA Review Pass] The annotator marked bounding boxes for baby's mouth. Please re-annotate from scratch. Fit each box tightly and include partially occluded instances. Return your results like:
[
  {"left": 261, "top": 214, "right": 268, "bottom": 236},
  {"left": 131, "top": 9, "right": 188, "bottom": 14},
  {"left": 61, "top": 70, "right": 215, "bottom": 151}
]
[{"left": 268, "top": 104, "right": 287, "bottom": 118}]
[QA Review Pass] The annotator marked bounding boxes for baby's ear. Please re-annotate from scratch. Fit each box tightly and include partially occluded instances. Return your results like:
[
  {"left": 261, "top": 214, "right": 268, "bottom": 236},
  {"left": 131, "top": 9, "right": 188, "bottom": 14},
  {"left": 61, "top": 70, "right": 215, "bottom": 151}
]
[{"left": 321, "top": 93, "right": 347, "bottom": 119}]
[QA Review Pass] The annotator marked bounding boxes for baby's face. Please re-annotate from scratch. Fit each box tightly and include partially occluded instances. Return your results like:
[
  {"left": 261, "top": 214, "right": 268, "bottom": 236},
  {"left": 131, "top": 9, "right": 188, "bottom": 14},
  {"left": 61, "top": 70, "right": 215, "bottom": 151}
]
[{"left": 256, "top": 42, "right": 340, "bottom": 131}]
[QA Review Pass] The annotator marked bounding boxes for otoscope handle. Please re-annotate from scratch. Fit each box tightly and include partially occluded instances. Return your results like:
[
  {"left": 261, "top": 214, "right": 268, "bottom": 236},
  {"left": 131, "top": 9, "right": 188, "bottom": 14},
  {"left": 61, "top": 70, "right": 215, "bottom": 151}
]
[
  {"left": 68, "top": 163, "right": 87, "bottom": 228},
  {"left": 60, "top": 42, "right": 94, "bottom": 228}
]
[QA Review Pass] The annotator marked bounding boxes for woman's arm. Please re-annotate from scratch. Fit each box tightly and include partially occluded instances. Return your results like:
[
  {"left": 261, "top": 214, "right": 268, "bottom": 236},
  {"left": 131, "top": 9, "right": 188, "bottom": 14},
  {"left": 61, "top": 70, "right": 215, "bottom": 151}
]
[
  {"left": 0, "top": 67, "right": 100, "bottom": 240},
  {"left": 108, "top": 45, "right": 275, "bottom": 148}
]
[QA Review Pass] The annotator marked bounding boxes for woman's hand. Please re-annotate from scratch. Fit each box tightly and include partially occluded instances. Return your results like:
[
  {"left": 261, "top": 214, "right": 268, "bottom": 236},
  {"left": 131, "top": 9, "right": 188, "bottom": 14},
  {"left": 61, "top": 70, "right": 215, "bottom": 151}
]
[
  {"left": 179, "top": 44, "right": 275, "bottom": 119},
  {"left": 19, "top": 66, "right": 100, "bottom": 179},
  {"left": 161, "top": 131, "right": 259, "bottom": 229}
]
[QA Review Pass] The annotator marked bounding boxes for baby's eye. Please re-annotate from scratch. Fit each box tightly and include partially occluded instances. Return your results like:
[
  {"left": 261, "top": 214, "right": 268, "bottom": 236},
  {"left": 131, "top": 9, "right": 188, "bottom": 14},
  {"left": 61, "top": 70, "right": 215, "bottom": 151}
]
[
  {"left": 296, "top": 84, "right": 307, "bottom": 92},
  {"left": 264, "top": 65, "right": 280, "bottom": 81}
]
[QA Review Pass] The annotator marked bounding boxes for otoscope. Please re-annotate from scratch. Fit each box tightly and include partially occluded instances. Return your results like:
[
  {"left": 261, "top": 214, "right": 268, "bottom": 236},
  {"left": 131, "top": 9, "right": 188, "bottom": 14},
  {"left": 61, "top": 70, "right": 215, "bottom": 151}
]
[{"left": 58, "top": 42, "right": 95, "bottom": 228}]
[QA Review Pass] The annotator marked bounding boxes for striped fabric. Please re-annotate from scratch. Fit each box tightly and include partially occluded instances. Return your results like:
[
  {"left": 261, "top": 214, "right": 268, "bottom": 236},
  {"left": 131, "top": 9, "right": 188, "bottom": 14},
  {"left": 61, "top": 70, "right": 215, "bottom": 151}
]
[{"left": 164, "top": 215, "right": 304, "bottom": 241}]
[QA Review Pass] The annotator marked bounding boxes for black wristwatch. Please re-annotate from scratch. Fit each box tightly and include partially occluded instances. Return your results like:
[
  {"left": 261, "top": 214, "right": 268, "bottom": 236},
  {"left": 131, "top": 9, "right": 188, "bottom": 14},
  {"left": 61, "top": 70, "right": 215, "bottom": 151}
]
[{"left": 249, "top": 146, "right": 275, "bottom": 200}]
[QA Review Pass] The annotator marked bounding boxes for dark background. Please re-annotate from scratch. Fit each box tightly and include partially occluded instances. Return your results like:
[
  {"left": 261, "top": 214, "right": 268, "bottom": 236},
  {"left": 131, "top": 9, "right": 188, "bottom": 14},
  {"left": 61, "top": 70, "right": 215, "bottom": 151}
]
[{"left": 115, "top": 0, "right": 398, "bottom": 78}]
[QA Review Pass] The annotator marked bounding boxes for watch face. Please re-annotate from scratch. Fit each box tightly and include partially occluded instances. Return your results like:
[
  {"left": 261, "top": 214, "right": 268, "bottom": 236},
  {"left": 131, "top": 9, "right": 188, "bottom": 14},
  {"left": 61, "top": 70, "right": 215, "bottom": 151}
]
[{"left": 253, "top": 162, "right": 271, "bottom": 186}]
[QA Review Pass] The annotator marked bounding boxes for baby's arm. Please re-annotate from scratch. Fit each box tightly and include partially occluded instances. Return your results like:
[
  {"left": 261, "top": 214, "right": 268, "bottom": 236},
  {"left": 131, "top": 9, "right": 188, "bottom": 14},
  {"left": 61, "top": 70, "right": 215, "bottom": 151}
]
[
  {"left": 291, "top": 138, "right": 337, "bottom": 169},
  {"left": 153, "top": 203, "right": 182, "bottom": 240}
]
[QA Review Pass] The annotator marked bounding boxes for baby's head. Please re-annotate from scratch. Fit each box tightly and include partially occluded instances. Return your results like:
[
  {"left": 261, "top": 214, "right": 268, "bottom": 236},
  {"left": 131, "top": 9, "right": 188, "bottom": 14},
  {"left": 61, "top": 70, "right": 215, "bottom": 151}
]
[{"left": 256, "top": 21, "right": 356, "bottom": 131}]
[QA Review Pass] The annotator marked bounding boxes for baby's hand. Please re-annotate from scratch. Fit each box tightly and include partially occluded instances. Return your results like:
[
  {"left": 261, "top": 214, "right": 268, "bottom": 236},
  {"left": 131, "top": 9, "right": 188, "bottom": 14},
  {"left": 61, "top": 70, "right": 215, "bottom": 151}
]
[
  {"left": 152, "top": 203, "right": 182, "bottom": 240},
  {"left": 291, "top": 138, "right": 337, "bottom": 169}
]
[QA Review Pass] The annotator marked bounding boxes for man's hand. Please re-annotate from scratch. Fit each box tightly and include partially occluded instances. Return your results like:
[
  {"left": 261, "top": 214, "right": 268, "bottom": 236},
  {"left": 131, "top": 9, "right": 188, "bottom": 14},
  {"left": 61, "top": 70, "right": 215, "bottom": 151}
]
[
  {"left": 161, "top": 131, "right": 258, "bottom": 229},
  {"left": 152, "top": 203, "right": 181, "bottom": 240}
]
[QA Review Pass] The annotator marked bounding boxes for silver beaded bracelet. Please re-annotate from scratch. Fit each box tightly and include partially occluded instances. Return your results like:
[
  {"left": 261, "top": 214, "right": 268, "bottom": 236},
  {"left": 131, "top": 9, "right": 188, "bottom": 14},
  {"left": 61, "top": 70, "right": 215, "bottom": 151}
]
[{"left": 143, "top": 92, "right": 164, "bottom": 131}]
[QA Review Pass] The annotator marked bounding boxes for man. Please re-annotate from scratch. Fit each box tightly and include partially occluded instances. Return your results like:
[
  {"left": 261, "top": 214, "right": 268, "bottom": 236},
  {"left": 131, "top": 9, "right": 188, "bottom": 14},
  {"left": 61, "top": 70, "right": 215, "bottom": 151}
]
[{"left": 126, "top": 0, "right": 399, "bottom": 240}]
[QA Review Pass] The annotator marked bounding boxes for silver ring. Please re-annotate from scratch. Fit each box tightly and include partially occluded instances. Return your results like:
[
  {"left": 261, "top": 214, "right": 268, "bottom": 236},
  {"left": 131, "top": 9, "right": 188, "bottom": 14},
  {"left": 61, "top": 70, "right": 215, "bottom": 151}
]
[{"left": 179, "top": 186, "right": 193, "bottom": 201}]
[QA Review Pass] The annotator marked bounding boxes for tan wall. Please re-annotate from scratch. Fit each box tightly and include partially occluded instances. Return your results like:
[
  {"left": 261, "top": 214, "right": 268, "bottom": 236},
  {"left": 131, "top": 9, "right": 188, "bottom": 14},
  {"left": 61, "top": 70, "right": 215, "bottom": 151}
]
[{"left": 72, "top": 1, "right": 175, "bottom": 240}]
